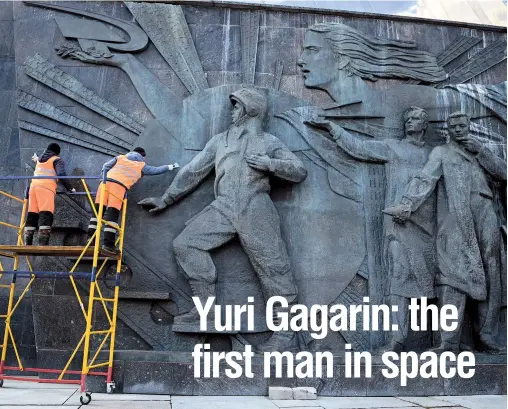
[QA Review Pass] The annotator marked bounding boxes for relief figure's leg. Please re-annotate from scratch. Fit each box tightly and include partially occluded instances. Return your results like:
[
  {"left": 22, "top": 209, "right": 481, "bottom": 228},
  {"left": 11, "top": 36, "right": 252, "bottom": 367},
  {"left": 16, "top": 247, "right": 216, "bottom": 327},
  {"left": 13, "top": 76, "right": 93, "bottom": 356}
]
[
  {"left": 173, "top": 207, "right": 236, "bottom": 325},
  {"left": 237, "top": 202, "right": 298, "bottom": 352},
  {"left": 472, "top": 196, "right": 505, "bottom": 353}
]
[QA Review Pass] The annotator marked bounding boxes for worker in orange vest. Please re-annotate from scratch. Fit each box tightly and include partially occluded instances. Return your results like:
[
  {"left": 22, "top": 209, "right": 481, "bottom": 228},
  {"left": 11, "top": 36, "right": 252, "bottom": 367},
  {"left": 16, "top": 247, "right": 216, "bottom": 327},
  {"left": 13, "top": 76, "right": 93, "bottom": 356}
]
[
  {"left": 25, "top": 143, "right": 76, "bottom": 246},
  {"left": 88, "top": 147, "right": 178, "bottom": 256}
]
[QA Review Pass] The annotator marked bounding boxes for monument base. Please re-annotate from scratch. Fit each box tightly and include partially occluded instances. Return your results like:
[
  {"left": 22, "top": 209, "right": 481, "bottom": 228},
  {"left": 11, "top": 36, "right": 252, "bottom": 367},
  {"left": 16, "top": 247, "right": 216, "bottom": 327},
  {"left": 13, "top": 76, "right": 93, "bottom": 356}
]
[{"left": 81, "top": 350, "right": 507, "bottom": 396}]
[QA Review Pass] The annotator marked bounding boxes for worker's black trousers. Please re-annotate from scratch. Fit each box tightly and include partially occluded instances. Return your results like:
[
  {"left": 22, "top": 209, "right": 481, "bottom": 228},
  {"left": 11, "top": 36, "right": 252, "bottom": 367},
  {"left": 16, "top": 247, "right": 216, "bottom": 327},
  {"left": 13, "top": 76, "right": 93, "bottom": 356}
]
[
  {"left": 103, "top": 207, "right": 120, "bottom": 247},
  {"left": 26, "top": 211, "right": 54, "bottom": 230},
  {"left": 25, "top": 211, "right": 54, "bottom": 245},
  {"left": 88, "top": 205, "right": 120, "bottom": 248}
]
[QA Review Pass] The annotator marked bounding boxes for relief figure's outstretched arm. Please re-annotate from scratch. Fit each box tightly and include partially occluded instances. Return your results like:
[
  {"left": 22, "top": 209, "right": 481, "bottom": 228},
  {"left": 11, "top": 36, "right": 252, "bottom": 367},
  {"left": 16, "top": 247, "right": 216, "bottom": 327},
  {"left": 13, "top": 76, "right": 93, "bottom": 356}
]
[
  {"left": 139, "top": 134, "right": 219, "bottom": 213},
  {"left": 305, "top": 119, "right": 390, "bottom": 162},
  {"left": 70, "top": 52, "right": 183, "bottom": 133}
]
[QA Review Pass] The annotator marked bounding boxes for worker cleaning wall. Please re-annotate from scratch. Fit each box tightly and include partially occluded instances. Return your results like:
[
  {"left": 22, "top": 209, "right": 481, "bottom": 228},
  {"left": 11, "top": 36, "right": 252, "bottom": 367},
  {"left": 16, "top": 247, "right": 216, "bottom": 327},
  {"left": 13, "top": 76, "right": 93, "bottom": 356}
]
[
  {"left": 88, "top": 147, "right": 178, "bottom": 256},
  {"left": 25, "top": 143, "right": 76, "bottom": 246}
]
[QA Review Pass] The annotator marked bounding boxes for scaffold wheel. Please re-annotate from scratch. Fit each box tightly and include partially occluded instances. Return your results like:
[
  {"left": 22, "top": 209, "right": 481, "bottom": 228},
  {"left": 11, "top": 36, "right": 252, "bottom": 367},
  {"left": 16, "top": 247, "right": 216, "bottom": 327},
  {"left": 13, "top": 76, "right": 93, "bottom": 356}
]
[{"left": 80, "top": 393, "right": 92, "bottom": 405}]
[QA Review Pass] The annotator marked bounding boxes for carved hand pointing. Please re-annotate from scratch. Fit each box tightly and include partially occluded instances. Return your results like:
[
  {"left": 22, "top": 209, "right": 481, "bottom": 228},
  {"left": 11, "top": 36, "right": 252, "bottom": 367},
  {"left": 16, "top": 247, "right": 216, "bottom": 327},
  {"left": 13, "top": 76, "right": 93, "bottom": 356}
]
[
  {"left": 138, "top": 196, "right": 173, "bottom": 213},
  {"left": 304, "top": 119, "right": 334, "bottom": 133},
  {"left": 304, "top": 119, "right": 339, "bottom": 141}
]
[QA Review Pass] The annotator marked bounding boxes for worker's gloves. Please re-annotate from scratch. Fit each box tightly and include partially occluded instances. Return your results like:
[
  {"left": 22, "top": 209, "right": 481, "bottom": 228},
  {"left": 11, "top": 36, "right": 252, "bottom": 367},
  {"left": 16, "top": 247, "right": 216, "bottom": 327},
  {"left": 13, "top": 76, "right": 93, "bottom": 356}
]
[
  {"left": 31, "top": 153, "right": 39, "bottom": 163},
  {"left": 167, "top": 163, "right": 180, "bottom": 171}
]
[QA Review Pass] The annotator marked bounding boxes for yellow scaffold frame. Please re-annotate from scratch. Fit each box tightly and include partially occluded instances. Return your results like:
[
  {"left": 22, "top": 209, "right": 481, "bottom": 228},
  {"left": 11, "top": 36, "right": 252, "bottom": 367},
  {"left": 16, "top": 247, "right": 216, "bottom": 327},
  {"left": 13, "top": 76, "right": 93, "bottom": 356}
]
[{"left": 0, "top": 175, "right": 127, "bottom": 405}]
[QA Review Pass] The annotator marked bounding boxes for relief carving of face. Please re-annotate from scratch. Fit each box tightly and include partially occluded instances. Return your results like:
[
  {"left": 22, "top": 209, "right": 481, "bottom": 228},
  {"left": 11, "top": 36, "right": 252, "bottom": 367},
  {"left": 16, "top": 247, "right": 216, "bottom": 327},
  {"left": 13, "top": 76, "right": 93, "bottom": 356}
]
[
  {"left": 405, "top": 111, "right": 427, "bottom": 135},
  {"left": 298, "top": 31, "right": 341, "bottom": 88},
  {"left": 447, "top": 116, "right": 469, "bottom": 142},
  {"left": 231, "top": 100, "right": 245, "bottom": 124}
]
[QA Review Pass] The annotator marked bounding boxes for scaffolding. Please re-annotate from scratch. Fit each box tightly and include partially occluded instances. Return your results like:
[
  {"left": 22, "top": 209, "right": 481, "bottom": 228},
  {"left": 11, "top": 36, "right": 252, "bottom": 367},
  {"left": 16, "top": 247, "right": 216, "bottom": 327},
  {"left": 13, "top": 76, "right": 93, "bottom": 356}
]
[{"left": 0, "top": 174, "right": 126, "bottom": 405}]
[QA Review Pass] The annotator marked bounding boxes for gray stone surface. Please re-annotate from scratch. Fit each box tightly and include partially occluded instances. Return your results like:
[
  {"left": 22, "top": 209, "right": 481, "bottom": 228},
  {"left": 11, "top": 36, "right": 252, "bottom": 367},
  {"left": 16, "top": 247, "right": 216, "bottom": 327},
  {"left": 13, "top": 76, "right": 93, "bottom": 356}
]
[
  {"left": 0, "top": 0, "right": 506, "bottom": 397},
  {"left": 292, "top": 387, "right": 317, "bottom": 400},
  {"left": 432, "top": 395, "right": 507, "bottom": 409},
  {"left": 272, "top": 401, "right": 320, "bottom": 408},
  {"left": 0, "top": 1, "right": 37, "bottom": 372},
  {"left": 385, "top": 112, "right": 506, "bottom": 353},
  {"left": 269, "top": 387, "right": 294, "bottom": 400},
  {"left": 0, "top": 380, "right": 506, "bottom": 408},
  {"left": 0, "top": 387, "right": 80, "bottom": 406},
  {"left": 398, "top": 396, "right": 463, "bottom": 407},
  {"left": 316, "top": 397, "right": 418, "bottom": 408}
]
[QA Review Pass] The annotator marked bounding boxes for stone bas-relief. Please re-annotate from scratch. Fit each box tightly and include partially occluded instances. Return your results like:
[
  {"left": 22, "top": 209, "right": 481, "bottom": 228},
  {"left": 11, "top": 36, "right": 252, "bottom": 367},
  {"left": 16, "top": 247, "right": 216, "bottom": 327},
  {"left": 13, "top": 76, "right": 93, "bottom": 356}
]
[
  {"left": 306, "top": 106, "right": 437, "bottom": 354},
  {"left": 386, "top": 112, "right": 507, "bottom": 354},
  {"left": 139, "top": 88, "right": 307, "bottom": 353},
  {"left": 3, "top": 0, "right": 507, "bottom": 395}
]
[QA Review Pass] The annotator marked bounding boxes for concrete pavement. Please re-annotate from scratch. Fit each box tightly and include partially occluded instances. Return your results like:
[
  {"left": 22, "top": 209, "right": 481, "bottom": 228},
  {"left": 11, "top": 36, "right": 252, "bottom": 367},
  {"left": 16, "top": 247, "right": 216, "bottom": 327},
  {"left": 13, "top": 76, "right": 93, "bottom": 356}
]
[{"left": 0, "top": 381, "right": 506, "bottom": 409}]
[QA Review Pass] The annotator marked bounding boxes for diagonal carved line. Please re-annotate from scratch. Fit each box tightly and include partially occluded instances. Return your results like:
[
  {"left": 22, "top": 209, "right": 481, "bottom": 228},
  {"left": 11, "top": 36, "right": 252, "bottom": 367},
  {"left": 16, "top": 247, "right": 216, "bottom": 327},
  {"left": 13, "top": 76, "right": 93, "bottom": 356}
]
[
  {"left": 437, "top": 39, "right": 507, "bottom": 86},
  {"left": 42, "top": 250, "right": 165, "bottom": 349},
  {"left": 274, "top": 60, "right": 283, "bottom": 90},
  {"left": 24, "top": 54, "right": 144, "bottom": 135},
  {"left": 329, "top": 282, "right": 370, "bottom": 351},
  {"left": 19, "top": 120, "right": 120, "bottom": 156},
  {"left": 436, "top": 35, "right": 482, "bottom": 67},
  {"left": 125, "top": 2, "right": 208, "bottom": 94},
  {"left": 50, "top": 185, "right": 193, "bottom": 308},
  {"left": 17, "top": 90, "right": 132, "bottom": 151}
]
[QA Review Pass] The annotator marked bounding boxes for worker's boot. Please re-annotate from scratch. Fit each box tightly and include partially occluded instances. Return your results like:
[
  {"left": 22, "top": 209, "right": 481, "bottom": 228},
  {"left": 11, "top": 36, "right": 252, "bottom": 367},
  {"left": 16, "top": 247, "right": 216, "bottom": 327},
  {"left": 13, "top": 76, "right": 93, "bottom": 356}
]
[
  {"left": 255, "top": 297, "right": 299, "bottom": 353},
  {"left": 173, "top": 281, "right": 216, "bottom": 328},
  {"left": 101, "top": 234, "right": 119, "bottom": 256},
  {"left": 38, "top": 228, "right": 51, "bottom": 246},
  {"left": 38, "top": 212, "right": 53, "bottom": 246},
  {"left": 101, "top": 225, "right": 119, "bottom": 256},
  {"left": 23, "top": 227, "right": 36, "bottom": 246}
]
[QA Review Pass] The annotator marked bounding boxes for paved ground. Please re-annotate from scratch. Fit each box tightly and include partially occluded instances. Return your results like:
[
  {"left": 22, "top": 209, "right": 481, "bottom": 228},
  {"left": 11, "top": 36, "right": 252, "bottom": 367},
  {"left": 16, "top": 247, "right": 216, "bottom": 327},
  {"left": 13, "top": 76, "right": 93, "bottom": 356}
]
[{"left": 0, "top": 381, "right": 506, "bottom": 409}]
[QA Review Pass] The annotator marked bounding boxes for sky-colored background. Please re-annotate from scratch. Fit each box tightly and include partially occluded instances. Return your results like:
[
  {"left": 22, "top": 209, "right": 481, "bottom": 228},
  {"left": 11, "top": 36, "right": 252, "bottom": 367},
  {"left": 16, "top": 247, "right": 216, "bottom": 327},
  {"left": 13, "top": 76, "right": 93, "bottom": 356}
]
[{"left": 228, "top": 0, "right": 507, "bottom": 26}]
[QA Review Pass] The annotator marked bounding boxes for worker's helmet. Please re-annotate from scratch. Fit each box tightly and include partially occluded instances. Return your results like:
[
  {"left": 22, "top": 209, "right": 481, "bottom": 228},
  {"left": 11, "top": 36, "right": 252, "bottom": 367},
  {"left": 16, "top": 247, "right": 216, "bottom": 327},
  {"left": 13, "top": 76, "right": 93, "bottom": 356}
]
[
  {"left": 47, "top": 143, "right": 61, "bottom": 155},
  {"left": 133, "top": 147, "right": 146, "bottom": 157},
  {"left": 229, "top": 88, "right": 268, "bottom": 121}
]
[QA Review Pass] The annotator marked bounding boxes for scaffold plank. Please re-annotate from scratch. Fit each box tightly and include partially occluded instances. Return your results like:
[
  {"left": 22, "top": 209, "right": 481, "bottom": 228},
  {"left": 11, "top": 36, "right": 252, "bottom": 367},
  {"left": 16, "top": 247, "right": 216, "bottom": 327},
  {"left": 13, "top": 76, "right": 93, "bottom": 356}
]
[{"left": 0, "top": 245, "right": 119, "bottom": 258}]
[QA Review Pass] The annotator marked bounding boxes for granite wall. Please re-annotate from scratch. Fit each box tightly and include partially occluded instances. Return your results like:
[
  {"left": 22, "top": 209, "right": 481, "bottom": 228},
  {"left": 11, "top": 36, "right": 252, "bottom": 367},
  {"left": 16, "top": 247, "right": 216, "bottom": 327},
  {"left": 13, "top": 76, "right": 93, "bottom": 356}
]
[
  {"left": 0, "top": 0, "right": 506, "bottom": 395},
  {"left": 0, "top": 1, "right": 36, "bottom": 371}
]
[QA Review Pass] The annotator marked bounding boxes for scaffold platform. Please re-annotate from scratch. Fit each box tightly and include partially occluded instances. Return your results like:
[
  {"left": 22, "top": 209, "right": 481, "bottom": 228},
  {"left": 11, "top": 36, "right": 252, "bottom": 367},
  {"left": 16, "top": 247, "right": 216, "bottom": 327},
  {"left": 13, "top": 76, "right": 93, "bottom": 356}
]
[{"left": 0, "top": 245, "right": 121, "bottom": 258}]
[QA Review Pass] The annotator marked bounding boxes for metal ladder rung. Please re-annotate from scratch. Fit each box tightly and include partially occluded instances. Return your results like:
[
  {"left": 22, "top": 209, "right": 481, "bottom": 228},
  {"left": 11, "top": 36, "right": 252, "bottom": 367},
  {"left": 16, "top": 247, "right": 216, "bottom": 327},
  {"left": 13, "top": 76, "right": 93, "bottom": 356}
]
[
  {"left": 89, "top": 330, "right": 111, "bottom": 335},
  {"left": 88, "top": 361, "right": 110, "bottom": 369},
  {"left": 101, "top": 221, "right": 123, "bottom": 232},
  {"left": 93, "top": 297, "right": 115, "bottom": 302}
]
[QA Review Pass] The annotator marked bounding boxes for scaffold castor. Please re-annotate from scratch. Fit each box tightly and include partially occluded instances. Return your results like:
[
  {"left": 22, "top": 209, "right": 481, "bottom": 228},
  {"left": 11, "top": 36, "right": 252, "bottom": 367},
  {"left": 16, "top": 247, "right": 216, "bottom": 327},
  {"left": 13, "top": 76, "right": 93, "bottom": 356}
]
[{"left": 80, "top": 393, "right": 92, "bottom": 405}]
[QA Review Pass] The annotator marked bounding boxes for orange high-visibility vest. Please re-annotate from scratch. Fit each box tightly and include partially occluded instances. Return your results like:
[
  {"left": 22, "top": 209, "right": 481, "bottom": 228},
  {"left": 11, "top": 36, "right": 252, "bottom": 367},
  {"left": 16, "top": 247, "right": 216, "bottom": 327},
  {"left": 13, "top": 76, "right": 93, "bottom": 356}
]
[
  {"left": 107, "top": 155, "right": 146, "bottom": 189},
  {"left": 32, "top": 156, "right": 59, "bottom": 193}
]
